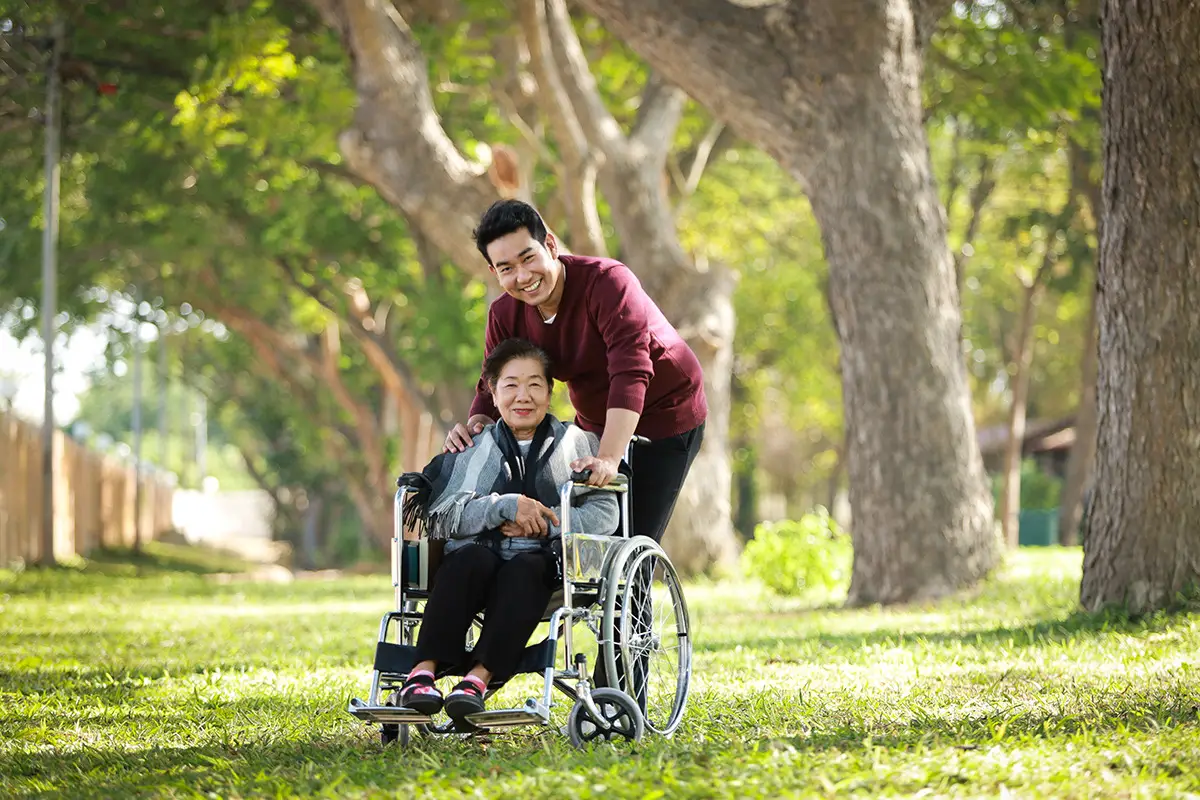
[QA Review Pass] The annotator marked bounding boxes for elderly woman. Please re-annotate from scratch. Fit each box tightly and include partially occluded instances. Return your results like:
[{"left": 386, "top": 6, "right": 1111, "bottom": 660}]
[{"left": 398, "top": 338, "right": 620, "bottom": 723}]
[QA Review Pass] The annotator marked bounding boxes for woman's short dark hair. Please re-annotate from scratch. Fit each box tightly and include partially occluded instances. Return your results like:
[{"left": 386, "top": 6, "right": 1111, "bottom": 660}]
[
  {"left": 483, "top": 338, "right": 555, "bottom": 391},
  {"left": 472, "top": 200, "right": 550, "bottom": 264}
]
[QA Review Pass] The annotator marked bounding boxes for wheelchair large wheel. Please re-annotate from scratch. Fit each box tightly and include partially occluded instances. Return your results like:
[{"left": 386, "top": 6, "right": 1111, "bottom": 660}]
[{"left": 599, "top": 537, "right": 692, "bottom": 736}]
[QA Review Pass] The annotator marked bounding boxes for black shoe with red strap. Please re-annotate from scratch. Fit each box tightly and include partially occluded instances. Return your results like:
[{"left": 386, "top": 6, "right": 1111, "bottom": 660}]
[
  {"left": 398, "top": 669, "right": 443, "bottom": 715},
  {"left": 442, "top": 674, "right": 487, "bottom": 722}
]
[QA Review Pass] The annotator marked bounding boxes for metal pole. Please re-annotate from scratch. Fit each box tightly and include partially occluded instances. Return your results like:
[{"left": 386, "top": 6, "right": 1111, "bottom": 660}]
[
  {"left": 195, "top": 392, "right": 207, "bottom": 486},
  {"left": 39, "top": 19, "right": 64, "bottom": 568},
  {"left": 158, "top": 319, "right": 168, "bottom": 470},
  {"left": 132, "top": 293, "right": 144, "bottom": 553}
]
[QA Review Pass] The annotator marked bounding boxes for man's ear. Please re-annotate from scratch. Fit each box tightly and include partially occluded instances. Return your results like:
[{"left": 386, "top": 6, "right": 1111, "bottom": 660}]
[{"left": 544, "top": 232, "right": 559, "bottom": 259}]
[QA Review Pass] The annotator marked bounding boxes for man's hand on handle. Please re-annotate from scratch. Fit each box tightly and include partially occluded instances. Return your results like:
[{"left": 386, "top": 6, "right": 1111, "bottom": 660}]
[
  {"left": 569, "top": 454, "right": 621, "bottom": 488},
  {"left": 444, "top": 414, "right": 494, "bottom": 453}
]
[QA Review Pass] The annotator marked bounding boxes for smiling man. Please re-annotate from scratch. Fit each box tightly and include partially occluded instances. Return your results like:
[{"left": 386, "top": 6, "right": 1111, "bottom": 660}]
[{"left": 443, "top": 199, "right": 707, "bottom": 546}]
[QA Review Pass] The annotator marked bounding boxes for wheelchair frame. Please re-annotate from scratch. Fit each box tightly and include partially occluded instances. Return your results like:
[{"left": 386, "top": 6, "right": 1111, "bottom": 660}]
[{"left": 346, "top": 443, "right": 692, "bottom": 747}]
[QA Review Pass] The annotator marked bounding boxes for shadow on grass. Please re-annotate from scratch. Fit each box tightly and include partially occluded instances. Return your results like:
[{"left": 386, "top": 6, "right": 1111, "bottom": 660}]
[
  {"left": 83, "top": 544, "right": 250, "bottom": 575},
  {"left": 0, "top": 661, "right": 269, "bottom": 703},
  {"left": 1, "top": 718, "right": 554, "bottom": 798},
  {"left": 0, "top": 542, "right": 257, "bottom": 596},
  {"left": 697, "top": 605, "right": 1183, "bottom": 657}
]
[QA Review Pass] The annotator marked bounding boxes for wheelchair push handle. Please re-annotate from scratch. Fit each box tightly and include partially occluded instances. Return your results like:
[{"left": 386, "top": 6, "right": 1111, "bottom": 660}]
[
  {"left": 568, "top": 434, "right": 651, "bottom": 486},
  {"left": 566, "top": 469, "right": 628, "bottom": 493}
]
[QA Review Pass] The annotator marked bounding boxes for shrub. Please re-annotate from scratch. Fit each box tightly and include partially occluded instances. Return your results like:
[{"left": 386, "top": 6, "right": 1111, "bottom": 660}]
[
  {"left": 990, "top": 459, "right": 1063, "bottom": 511},
  {"left": 742, "top": 510, "right": 853, "bottom": 596}
]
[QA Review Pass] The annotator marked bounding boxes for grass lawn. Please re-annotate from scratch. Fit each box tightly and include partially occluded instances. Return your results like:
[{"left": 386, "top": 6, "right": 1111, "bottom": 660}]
[{"left": 2, "top": 544, "right": 1198, "bottom": 798}]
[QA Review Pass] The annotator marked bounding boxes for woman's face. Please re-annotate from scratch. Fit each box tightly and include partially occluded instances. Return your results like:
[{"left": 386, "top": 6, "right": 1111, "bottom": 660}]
[{"left": 492, "top": 356, "right": 551, "bottom": 439}]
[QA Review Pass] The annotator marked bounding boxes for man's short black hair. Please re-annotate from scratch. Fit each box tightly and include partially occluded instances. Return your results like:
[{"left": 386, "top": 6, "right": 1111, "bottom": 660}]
[
  {"left": 483, "top": 338, "right": 555, "bottom": 391},
  {"left": 473, "top": 200, "right": 550, "bottom": 264}
]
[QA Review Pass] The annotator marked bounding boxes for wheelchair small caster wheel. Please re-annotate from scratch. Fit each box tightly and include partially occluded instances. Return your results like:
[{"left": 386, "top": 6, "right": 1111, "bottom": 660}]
[
  {"left": 566, "top": 688, "right": 644, "bottom": 749},
  {"left": 381, "top": 723, "right": 411, "bottom": 747}
]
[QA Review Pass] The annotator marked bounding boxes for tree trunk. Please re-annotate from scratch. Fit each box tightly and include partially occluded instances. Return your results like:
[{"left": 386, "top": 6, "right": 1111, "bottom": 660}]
[
  {"left": 818, "top": 115, "right": 996, "bottom": 604},
  {"left": 300, "top": 491, "right": 323, "bottom": 571},
  {"left": 579, "top": 0, "right": 998, "bottom": 603},
  {"left": 998, "top": 283, "right": 1043, "bottom": 548},
  {"left": 1058, "top": 285, "right": 1098, "bottom": 547},
  {"left": 1080, "top": 0, "right": 1200, "bottom": 614}
]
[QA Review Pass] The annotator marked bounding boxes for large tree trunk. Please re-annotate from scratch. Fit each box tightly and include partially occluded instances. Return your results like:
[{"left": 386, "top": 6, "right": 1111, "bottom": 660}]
[
  {"left": 581, "top": 0, "right": 998, "bottom": 603},
  {"left": 1058, "top": 285, "right": 1098, "bottom": 547},
  {"left": 1080, "top": 1, "right": 1200, "bottom": 614}
]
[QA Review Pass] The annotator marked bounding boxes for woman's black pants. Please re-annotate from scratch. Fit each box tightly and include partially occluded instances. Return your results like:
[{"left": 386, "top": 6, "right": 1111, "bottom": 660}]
[{"left": 413, "top": 544, "right": 552, "bottom": 682}]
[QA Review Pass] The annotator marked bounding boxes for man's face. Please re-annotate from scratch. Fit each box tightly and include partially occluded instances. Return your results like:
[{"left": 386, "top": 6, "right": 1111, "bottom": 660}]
[{"left": 486, "top": 229, "right": 561, "bottom": 308}]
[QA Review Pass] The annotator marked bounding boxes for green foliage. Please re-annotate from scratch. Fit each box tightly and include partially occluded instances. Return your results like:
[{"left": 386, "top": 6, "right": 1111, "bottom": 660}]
[
  {"left": 928, "top": 2, "right": 1101, "bottom": 430},
  {"left": 3, "top": 549, "right": 1199, "bottom": 797},
  {"left": 992, "top": 459, "right": 1063, "bottom": 511},
  {"left": 742, "top": 510, "right": 852, "bottom": 597}
]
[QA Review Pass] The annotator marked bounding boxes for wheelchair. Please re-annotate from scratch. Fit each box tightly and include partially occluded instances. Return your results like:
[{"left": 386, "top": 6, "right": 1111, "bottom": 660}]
[{"left": 346, "top": 440, "right": 692, "bottom": 748}]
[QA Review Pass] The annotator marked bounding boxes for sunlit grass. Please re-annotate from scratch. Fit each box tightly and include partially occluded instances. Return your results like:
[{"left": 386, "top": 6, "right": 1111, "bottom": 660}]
[{"left": 2, "top": 544, "right": 1197, "bottom": 798}]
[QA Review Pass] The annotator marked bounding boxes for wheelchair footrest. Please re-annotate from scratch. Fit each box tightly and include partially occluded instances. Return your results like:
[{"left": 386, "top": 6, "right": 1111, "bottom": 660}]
[
  {"left": 347, "top": 697, "right": 434, "bottom": 725},
  {"left": 464, "top": 708, "right": 548, "bottom": 728}
]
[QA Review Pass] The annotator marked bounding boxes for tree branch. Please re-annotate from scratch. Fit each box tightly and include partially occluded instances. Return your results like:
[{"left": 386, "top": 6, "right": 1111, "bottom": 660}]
[
  {"left": 629, "top": 71, "right": 688, "bottom": 169},
  {"left": 516, "top": 0, "right": 608, "bottom": 255},
  {"left": 941, "top": 121, "right": 964, "bottom": 218},
  {"left": 273, "top": 256, "right": 462, "bottom": 427},
  {"left": 308, "top": 0, "right": 500, "bottom": 276},
  {"left": 302, "top": 158, "right": 375, "bottom": 191},
  {"left": 544, "top": 0, "right": 628, "bottom": 157},
  {"left": 679, "top": 120, "right": 729, "bottom": 199},
  {"left": 574, "top": 0, "right": 785, "bottom": 152},
  {"left": 1027, "top": 196, "right": 1079, "bottom": 291},
  {"left": 953, "top": 156, "right": 996, "bottom": 294}
]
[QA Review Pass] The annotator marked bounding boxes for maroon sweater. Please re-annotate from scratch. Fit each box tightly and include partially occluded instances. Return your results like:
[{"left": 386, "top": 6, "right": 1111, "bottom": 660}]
[{"left": 468, "top": 254, "right": 707, "bottom": 439}]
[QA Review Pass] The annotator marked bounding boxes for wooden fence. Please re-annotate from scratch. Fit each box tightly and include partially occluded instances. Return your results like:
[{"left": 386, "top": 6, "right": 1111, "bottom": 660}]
[{"left": 0, "top": 409, "right": 174, "bottom": 565}]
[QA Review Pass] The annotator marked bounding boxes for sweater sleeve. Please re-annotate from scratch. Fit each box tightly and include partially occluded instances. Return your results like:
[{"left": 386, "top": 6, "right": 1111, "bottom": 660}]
[
  {"left": 592, "top": 264, "right": 655, "bottom": 414},
  {"left": 450, "top": 493, "right": 520, "bottom": 538},
  {"left": 468, "top": 303, "right": 507, "bottom": 420}
]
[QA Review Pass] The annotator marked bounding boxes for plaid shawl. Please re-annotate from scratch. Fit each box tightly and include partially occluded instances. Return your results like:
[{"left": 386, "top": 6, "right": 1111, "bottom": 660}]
[{"left": 398, "top": 415, "right": 596, "bottom": 541}]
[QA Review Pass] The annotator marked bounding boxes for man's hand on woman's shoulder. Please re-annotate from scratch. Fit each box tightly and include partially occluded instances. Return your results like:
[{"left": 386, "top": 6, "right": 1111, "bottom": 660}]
[{"left": 444, "top": 414, "right": 494, "bottom": 453}]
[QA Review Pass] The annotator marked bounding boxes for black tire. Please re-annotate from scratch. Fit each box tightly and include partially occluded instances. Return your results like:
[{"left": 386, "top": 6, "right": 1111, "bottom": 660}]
[
  {"left": 380, "top": 723, "right": 412, "bottom": 747},
  {"left": 566, "top": 688, "right": 644, "bottom": 749}
]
